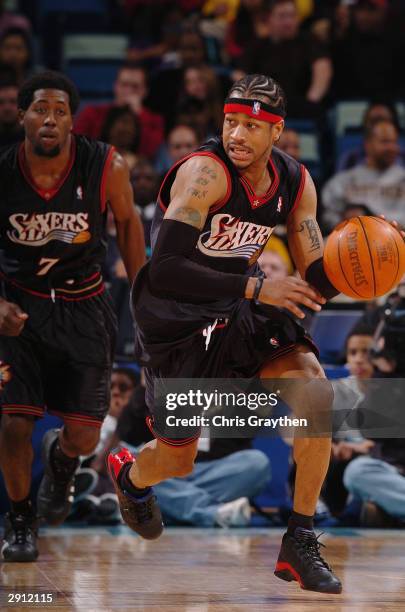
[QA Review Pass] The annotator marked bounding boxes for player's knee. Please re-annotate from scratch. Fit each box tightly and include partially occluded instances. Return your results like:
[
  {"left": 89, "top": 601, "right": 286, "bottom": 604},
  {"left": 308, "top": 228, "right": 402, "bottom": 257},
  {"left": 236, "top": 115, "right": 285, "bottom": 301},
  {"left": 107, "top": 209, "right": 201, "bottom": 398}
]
[
  {"left": 314, "top": 377, "right": 334, "bottom": 411},
  {"left": 0, "top": 415, "right": 35, "bottom": 446},
  {"left": 301, "top": 368, "right": 334, "bottom": 417},
  {"left": 63, "top": 425, "right": 100, "bottom": 456}
]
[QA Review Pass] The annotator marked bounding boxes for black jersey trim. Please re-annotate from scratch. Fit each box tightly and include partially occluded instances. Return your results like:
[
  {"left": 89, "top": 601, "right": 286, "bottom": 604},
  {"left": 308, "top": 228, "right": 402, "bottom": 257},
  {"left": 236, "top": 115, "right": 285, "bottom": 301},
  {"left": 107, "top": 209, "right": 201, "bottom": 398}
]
[
  {"left": 238, "top": 155, "right": 280, "bottom": 210},
  {"left": 0, "top": 269, "right": 105, "bottom": 301},
  {"left": 49, "top": 409, "right": 103, "bottom": 427},
  {"left": 2, "top": 404, "right": 45, "bottom": 417},
  {"left": 157, "top": 151, "right": 232, "bottom": 213},
  {"left": 18, "top": 137, "right": 76, "bottom": 202},
  {"left": 100, "top": 145, "right": 115, "bottom": 213},
  {"left": 146, "top": 415, "right": 201, "bottom": 447},
  {"left": 289, "top": 164, "right": 306, "bottom": 216}
]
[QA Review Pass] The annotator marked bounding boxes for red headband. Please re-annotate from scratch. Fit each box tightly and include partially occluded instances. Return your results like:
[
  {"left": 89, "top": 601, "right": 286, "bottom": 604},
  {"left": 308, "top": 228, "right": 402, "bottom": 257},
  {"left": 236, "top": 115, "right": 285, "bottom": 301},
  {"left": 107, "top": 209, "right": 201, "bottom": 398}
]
[{"left": 223, "top": 97, "right": 285, "bottom": 124}]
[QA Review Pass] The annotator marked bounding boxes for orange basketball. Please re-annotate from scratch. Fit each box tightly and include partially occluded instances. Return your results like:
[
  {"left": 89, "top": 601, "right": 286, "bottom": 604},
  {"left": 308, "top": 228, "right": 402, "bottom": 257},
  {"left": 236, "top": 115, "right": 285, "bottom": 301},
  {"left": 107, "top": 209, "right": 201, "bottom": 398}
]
[{"left": 323, "top": 216, "right": 405, "bottom": 299}]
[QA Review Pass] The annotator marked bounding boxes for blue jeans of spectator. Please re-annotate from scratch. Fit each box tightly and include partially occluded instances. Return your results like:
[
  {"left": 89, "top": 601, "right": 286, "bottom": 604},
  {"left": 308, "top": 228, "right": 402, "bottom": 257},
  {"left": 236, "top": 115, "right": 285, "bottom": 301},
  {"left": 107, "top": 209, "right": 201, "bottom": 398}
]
[
  {"left": 155, "top": 449, "right": 270, "bottom": 526},
  {"left": 148, "top": 449, "right": 270, "bottom": 526},
  {"left": 343, "top": 456, "right": 405, "bottom": 520}
]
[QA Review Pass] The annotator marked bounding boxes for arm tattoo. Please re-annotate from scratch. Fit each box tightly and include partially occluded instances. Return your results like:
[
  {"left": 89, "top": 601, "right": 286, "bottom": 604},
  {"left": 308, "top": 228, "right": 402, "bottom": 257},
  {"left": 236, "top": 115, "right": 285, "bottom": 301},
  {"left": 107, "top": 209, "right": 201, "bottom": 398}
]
[
  {"left": 168, "top": 206, "right": 203, "bottom": 228},
  {"left": 296, "top": 218, "right": 321, "bottom": 252},
  {"left": 186, "top": 187, "right": 208, "bottom": 200},
  {"left": 183, "top": 164, "right": 218, "bottom": 201},
  {"left": 200, "top": 165, "right": 217, "bottom": 179}
]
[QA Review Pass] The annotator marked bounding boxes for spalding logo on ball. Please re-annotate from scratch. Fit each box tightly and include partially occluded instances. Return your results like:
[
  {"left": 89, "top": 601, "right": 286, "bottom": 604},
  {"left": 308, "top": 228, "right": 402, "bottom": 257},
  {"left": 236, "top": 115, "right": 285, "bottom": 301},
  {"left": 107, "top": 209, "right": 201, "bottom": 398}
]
[{"left": 323, "top": 216, "right": 405, "bottom": 299}]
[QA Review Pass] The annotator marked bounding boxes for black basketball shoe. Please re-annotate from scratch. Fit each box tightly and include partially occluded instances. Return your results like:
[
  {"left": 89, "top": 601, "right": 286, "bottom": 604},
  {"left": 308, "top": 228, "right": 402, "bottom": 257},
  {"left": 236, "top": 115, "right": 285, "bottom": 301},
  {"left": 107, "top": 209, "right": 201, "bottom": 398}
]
[
  {"left": 107, "top": 447, "right": 163, "bottom": 540},
  {"left": 1, "top": 513, "right": 39, "bottom": 562},
  {"left": 274, "top": 528, "right": 342, "bottom": 594},
  {"left": 37, "top": 429, "right": 78, "bottom": 525}
]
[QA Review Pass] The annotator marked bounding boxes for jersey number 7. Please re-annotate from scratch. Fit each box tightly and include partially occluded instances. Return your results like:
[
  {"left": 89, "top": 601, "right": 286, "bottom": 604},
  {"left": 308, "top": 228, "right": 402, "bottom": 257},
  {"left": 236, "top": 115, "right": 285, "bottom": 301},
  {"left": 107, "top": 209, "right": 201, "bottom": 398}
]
[{"left": 37, "top": 257, "right": 60, "bottom": 276}]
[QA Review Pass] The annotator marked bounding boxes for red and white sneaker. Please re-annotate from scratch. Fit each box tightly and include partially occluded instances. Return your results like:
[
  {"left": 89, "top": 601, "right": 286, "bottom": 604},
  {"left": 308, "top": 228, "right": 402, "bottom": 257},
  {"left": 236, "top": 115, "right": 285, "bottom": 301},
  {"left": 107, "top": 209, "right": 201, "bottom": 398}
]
[{"left": 107, "top": 447, "right": 163, "bottom": 540}]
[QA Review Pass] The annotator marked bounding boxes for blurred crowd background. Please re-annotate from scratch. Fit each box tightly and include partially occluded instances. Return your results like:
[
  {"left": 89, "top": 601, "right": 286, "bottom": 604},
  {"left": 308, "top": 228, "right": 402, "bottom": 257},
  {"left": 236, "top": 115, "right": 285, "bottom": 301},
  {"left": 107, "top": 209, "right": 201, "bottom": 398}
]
[{"left": 1, "top": 0, "right": 405, "bottom": 529}]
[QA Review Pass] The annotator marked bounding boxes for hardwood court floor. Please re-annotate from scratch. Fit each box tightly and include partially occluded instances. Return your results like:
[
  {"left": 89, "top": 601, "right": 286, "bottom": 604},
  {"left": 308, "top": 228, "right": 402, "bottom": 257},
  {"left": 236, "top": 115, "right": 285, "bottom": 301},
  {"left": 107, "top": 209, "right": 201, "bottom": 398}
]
[{"left": 1, "top": 526, "right": 405, "bottom": 611}]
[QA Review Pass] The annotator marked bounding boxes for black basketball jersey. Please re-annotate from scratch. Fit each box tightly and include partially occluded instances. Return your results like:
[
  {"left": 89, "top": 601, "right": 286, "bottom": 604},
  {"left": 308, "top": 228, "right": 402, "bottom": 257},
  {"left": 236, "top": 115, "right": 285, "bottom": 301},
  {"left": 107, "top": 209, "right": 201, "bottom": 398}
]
[
  {"left": 153, "top": 136, "right": 305, "bottom": 275},
  {"left": 0, "top": 135, "right": 114, "bottom": 298},
  {"left": 133, "top": 136, "right": 306, "bottom": 344}
]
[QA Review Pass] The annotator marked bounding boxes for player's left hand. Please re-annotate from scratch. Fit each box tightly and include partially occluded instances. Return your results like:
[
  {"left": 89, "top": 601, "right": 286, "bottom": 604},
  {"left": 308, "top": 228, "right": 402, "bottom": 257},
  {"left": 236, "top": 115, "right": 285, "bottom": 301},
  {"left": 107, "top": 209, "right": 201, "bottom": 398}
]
[{"left": 379, "top": 214, "right": 405, "bottom": 239}]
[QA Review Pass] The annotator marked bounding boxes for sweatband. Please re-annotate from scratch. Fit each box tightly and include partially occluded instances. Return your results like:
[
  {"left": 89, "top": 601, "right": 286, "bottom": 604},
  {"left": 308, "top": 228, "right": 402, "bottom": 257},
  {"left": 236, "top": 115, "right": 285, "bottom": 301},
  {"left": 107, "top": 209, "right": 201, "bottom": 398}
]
[
  {"left": 148, "top": 219, "right": 248, "bottom": 301},
  {"left": 224, "top": 97, "right": 286, "bottom": 124},
  {"left": 305, "top": 257, "right": 339, "bottom": 300}
]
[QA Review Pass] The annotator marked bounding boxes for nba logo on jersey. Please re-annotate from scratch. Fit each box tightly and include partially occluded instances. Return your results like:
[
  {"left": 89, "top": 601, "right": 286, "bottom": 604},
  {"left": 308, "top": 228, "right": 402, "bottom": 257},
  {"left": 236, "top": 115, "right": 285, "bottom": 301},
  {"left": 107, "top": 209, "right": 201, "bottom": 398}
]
[
  {"left": 252, "top": 101, "right": 261, "bottom": 115},
  {"left": 277, "top": 196, "right": 283, "bottom": 212},
  {"left": 76, "top": 186, "right": 83, "bottom": 200}
]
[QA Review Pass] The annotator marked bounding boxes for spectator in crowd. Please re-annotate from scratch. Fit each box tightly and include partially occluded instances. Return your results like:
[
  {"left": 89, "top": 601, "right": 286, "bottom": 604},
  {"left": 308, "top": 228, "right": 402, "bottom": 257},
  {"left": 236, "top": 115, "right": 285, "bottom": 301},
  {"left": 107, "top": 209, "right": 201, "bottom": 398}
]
[
  {"left": 277, "top": 127, "right": 301, "bottom": 160},
  {"left": 322, "top": 119, "right": 405, "bottom": 231},
  {"left": 225, "top": 0, "right": 272, "bottom": 63},
  {"left": 70, "top": 367, "right": 139, "bottom": 524},
  {"left": 175, "top": 96, "right": 216, "bottom": 141},
  {"left": 202, "top": 0, "right": 240, "bottom": 24},
  {"left": 131, "top": 158, "right": 160, "bottom": 245},
  {"left": 0, "top": 76, "right": 23, "bottom": 147},
  {"left": 0, "top": 27, "right": 33, "bottom": 86},
  {"left": 337, "top": 102, "right": 405, "bottom": 171},
  {"left": 181, "top": 65, "right": 223, "bottom": 131},
  {"left": 332, "top": 0, "right": 404, "bottom": 100},
  {"left": 154, "top": 124, "right": 200, "bottom": 177},
  {"left": 75, "top": 64, "right": 165, "bottom": 160},
  {"left": 201, "top": 0, "right": 240, "bottom": 41},
  {"left": 343, "top": 368, "right": 405, "bottom": 526},
  {"left": 240, "top": 0, "right": 333, "bottom": 117},
  {"left": 124, "top": 1, "right": 183, "bottom": 67},
  {"left": 0, "top": 1, "right": 31, "bottom": 37},
  {"left": 85, "top": 375, "right": 271, "bottom": 527},
  {"left": 148, "top": 29, "right": 211, "bottom": 127},
  {"left": 258, "top": 247, "right": 290, "bottom": 281},
  {"left": 100, "top": 106, "right": 141, "bottom": 172},
  {"left": 324, "top": 324, "right": 376, "bottom": 517},
  {"left": 168, "top": 124, "right": 200, "bottom": 163}
]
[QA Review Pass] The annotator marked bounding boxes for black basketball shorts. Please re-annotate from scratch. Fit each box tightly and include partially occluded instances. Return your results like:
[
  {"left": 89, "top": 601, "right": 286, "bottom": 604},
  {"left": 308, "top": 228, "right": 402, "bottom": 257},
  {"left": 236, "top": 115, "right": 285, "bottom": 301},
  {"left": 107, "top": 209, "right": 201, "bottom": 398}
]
[
  {"left": 0, "top": 285, "right": 117, "bottom": 427},
  {"left": 143, "top": 299, "right": 318, "bottom": 446}
]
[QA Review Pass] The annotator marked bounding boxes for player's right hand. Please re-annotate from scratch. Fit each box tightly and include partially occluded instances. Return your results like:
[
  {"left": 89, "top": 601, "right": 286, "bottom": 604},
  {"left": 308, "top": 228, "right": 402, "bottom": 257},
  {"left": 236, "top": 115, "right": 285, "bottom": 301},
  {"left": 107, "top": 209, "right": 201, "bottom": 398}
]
[
  {"left": 0, "top": 299, "right": 28, "bottom": 336},
  {"left": 258, "top": 276, "right": 326, "bottom": 319}
]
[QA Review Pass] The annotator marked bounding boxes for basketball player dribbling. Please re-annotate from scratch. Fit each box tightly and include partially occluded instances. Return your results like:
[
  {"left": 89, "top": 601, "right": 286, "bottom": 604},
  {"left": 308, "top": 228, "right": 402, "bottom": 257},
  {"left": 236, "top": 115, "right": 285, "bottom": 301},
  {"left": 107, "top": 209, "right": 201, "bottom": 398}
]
[
  {"left": 108, "top": 74, "right": 343, "bottom": 593},
  {"left": 0, "top": 71, "right": 145, "bottom": 561}
]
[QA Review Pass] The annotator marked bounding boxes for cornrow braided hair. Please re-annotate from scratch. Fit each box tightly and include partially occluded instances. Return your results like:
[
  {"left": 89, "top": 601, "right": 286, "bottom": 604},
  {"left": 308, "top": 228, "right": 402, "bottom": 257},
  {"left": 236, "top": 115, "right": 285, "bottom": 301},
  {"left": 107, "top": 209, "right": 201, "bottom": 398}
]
[{"left": 228, "top": 74, "right": 286, "bottom": 115}]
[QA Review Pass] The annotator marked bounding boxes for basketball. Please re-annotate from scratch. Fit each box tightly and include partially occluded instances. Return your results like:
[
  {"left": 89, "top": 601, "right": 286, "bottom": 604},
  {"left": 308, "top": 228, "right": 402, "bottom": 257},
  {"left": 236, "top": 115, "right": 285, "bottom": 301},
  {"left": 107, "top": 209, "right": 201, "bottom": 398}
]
[{"left": 324, "top": 216, "right": 405, "bottom": 299}]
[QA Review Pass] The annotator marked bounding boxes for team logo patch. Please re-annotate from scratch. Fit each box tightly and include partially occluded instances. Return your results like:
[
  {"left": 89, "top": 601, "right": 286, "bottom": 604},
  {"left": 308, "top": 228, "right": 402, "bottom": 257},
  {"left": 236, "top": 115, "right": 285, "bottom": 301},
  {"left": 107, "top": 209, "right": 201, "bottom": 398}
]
[
  {"left": 252, "top": 101, "right": 261, "bottom": 115},
  {"left": 269, "top": 337, "right": 279, "bottom": 347},
  {"left": 7, "top": 212, "right": 91, "bottom": 247},
  {"left": 197, "top": 213, "right": 273, "bottom": 260},
  {"left": 0, "top": 361, "right": 12, "bottom": 390}
]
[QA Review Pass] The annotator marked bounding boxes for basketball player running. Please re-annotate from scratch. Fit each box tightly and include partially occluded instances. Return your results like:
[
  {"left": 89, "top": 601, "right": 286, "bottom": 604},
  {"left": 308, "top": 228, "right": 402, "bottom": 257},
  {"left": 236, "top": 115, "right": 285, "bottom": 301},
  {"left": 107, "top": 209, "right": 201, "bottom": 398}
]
[
  {"left": 109, "top": 74, "right": 342, "bottom": 593},
  {"left": 0, "top": 71, "right": 145, "bottom": 562}
]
